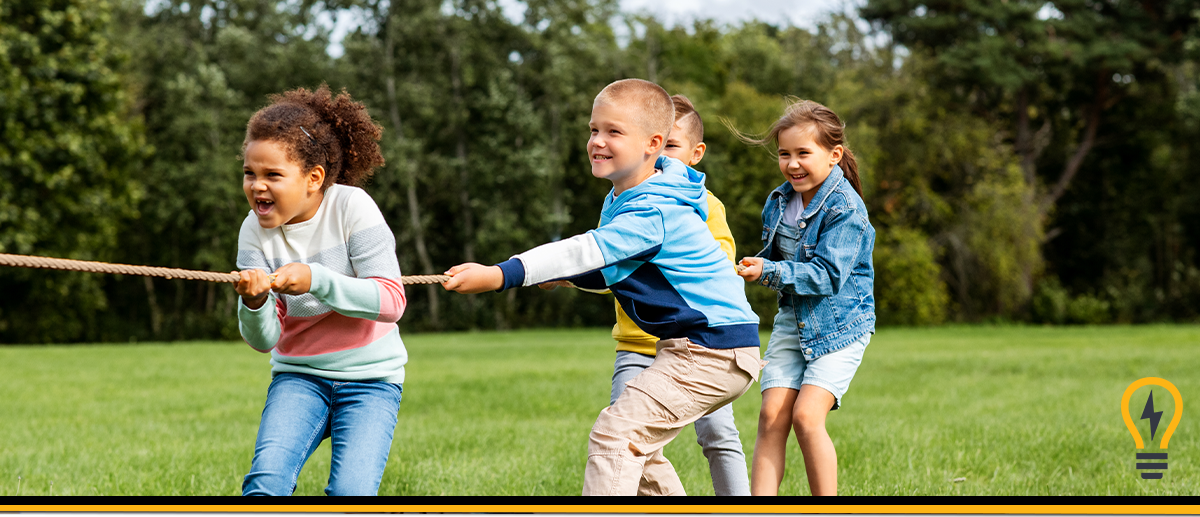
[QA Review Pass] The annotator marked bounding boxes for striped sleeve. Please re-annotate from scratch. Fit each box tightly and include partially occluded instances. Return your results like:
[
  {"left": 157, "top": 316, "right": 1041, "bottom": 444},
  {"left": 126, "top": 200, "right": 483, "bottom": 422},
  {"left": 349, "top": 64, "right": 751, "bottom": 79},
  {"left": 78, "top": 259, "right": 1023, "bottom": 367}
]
[
  {"left": 238, "top": 293, "right": 283, "bottom": 352},
  {"left": 235, "top": 216, "right": 282, "bottom": 352},
  {"left": 305, "top": 190, "right": 406, "bottom": 322}
]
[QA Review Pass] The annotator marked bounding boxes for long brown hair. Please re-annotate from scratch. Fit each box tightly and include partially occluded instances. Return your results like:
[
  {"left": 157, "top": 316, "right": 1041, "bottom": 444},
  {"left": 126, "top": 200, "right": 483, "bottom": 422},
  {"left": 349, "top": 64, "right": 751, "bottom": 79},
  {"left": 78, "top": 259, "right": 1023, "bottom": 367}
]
[{"left": 725, "top": 98, "right": 863, "bottom": 198}]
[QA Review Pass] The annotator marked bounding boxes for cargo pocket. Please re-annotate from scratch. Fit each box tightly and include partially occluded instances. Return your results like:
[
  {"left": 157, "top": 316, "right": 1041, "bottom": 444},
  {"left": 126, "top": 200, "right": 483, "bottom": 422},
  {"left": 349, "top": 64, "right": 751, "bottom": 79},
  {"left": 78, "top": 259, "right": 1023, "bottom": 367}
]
[
  {"left": 624, "top": 370, "right": 695, "bottom": 424},
  {"left": 733, "top": 347, "right": 764, "bottom": 383}
]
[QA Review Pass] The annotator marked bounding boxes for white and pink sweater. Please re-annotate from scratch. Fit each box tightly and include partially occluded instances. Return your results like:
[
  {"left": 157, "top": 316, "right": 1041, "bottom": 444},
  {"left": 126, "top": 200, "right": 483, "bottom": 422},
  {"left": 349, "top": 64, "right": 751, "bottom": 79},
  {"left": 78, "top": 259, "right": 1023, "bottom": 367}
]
[{"left": 236, "top": 185, "right": 408, "bottom": 383}]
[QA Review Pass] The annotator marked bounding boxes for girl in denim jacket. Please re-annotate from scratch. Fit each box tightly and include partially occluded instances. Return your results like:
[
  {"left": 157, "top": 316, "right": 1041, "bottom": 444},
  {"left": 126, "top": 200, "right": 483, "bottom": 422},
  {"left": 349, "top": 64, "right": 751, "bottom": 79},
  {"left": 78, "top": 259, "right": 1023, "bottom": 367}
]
[{"left": 733, "top": 99, "right": 875, "bottom": 496}]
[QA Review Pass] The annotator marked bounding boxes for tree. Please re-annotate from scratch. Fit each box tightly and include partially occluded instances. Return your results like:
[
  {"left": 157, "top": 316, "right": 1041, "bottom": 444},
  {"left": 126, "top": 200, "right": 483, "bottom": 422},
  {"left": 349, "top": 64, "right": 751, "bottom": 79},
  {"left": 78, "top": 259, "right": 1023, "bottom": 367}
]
[
  {"left": 105, "top": 0, "right": 338, "bottom": 340},
  {"left": 0, "top": 0, "right": 146, "bottom": 342},
  {"left": 862, "top": 0, "right": 1196, "bottom": 220}
]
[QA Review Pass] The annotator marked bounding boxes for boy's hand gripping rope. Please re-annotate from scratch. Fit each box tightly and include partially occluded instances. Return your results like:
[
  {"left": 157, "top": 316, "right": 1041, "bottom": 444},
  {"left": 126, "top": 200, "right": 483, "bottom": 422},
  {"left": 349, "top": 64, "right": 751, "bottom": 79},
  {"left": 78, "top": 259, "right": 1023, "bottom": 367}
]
[{"left": 0, "top": 253, "right": 450, "bottom": 285}]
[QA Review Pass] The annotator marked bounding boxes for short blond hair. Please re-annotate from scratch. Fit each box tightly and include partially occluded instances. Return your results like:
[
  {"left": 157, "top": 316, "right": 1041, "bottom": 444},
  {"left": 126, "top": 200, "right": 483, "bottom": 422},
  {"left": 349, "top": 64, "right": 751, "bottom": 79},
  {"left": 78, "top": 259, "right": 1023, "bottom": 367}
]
[{"left": 594, "top": 79, "right": 674, "bottom": 139}]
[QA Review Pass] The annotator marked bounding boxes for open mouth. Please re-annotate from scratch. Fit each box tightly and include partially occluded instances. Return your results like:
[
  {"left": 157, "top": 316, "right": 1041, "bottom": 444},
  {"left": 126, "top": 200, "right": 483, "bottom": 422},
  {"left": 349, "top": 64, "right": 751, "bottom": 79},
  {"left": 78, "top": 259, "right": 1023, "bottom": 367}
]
[
  {"left": 255, "top": 199, "right": 275, "bottom": 216},
  {"left": 787, "top": 172, "right": 809, "bottom": 182},
  {"left": 592, "top": 154, "right": 613, "bottom": 163}
]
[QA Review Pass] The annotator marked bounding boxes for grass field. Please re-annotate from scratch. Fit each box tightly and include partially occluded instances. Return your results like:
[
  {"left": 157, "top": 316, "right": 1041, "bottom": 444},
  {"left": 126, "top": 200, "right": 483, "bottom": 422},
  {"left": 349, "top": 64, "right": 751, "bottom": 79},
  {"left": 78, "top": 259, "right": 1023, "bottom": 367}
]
[{"left": 0, "top": 325, "right": 1196, "bottom": 496}]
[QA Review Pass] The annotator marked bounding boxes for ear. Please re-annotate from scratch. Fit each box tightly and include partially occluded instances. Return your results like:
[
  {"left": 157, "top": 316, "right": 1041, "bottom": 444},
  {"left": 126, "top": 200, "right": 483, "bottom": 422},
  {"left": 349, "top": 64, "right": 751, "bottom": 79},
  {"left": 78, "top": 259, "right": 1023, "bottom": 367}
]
[
  {"left": 690, "top": 142, "right": 707, "bottom": 166},
  {"left": 645, "top": 132, "right": 665, "bottom": 156},
  {"left": 829, "top": 145, "right": 844, "bottom": 167},
  {"left": 307, "top": 165, "right": 326, "bottom": 194}
]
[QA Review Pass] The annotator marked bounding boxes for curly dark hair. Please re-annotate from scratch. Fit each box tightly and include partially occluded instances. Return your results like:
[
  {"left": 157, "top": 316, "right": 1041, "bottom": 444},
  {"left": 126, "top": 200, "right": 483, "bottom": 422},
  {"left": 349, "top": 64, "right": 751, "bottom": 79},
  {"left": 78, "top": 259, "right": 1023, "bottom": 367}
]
[{"left": 243, "top": 84, "right": 385, "bottom": 188}]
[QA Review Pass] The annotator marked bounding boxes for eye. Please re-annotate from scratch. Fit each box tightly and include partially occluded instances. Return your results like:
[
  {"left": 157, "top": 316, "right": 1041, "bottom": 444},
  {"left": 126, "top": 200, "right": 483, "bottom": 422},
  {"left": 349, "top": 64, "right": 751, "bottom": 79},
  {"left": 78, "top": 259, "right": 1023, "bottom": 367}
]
[
  {"left": 666, "top": 143, "right": 679, "bottom": 148},
  {"left": 610, "top": 129, "right": 620, "bottom": 135}
]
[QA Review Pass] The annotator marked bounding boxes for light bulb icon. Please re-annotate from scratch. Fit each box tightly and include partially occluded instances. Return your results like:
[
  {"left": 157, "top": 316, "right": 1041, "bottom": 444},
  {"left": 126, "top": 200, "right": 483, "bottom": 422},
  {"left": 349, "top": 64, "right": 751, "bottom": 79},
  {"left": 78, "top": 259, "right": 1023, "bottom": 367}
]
[{"left": 1121, "top": 377, "right": 1183, "bottom": 480}]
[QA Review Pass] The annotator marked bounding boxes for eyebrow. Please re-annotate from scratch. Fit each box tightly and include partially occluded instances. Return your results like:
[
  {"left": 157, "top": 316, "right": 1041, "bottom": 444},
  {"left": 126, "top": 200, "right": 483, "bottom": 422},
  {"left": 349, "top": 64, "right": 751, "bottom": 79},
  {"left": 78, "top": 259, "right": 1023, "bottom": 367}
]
[{"left": 592, "top": 117, "right": 625, "bottom": 126}]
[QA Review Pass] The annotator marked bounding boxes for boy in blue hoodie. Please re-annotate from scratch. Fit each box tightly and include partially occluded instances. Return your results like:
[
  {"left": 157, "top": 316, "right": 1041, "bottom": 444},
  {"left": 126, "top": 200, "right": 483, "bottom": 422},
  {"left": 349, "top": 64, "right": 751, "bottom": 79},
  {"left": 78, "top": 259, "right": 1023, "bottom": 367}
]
[{"left": 443, "top": 78, "right": 763, "bottom": 496}]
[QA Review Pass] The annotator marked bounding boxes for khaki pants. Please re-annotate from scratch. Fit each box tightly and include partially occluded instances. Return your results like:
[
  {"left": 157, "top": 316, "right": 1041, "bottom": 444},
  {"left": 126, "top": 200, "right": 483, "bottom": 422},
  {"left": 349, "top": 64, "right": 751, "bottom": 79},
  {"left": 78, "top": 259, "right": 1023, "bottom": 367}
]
[{"left": 582, "top": 338, "right": 763, "bottom": 496}]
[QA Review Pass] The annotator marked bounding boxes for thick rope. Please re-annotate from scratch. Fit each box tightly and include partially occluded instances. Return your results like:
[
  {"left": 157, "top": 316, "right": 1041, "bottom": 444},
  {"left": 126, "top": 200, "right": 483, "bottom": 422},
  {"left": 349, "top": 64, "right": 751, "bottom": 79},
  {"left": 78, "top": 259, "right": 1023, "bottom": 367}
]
[{"left": 0, "top": 253, "right": 449, "bottom": 285}]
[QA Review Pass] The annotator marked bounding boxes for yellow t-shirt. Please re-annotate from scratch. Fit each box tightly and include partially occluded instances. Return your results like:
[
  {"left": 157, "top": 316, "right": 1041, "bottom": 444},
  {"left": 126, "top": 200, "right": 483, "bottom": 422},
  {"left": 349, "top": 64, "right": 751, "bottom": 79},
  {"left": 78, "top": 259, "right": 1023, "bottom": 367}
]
[{"left": 611, "top": 191, "right": 737, "bottom": 356}]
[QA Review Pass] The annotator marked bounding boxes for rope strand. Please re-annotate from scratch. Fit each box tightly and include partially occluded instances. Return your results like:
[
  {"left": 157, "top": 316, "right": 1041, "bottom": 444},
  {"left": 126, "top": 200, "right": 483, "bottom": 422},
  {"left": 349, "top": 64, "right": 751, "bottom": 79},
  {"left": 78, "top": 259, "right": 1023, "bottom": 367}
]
[{"left": 0, "top": 253, "right": 449, "bottom": 285}]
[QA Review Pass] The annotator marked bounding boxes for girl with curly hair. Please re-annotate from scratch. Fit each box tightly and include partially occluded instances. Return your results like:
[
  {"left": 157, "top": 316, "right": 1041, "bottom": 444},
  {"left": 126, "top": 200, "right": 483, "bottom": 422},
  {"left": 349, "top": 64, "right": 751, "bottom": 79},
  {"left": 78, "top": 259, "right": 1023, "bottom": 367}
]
[{"left": 232, "top": 84, "right": 406, "bottom": 496}]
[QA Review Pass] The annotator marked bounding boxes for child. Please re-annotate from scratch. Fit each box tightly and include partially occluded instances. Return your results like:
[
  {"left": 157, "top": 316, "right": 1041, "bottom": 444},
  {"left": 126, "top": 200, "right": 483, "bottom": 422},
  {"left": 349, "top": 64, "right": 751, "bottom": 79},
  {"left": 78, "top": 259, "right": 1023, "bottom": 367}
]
[
  {"left": 233, "top": 85, "right": 408, "bottom": 496},
  {"left": 595, "top": 95, "right": 750, "bottom": 496},
  {"left": 733, "top": 99, "right": 876, "bottom": 496},
  {"left": 443, "top": 79, "right": 763, "bottom": 496}
]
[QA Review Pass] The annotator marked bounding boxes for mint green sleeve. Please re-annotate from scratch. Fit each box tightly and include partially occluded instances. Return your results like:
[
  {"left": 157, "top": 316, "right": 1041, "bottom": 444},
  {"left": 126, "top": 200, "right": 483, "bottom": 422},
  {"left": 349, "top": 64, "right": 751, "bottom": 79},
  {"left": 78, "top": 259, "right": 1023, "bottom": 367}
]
[
  {"left": 238, "top": 292, "right": 281, "bottom": 352},
  {"left": 306, "top": 262, "right": 406, "bottom": 323}
]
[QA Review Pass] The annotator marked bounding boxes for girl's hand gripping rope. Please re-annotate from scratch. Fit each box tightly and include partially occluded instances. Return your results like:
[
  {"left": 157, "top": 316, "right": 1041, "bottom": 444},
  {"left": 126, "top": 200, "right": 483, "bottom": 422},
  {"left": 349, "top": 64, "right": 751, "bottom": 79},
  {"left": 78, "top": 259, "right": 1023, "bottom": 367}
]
[
  {"left": 234, "top": 263, "right": 312, "bottom": 309},
  {"left": 737, "top": 257, "right": 764, "bottom": 283},
  {"left": 441, "top": 263, "right": 503, "bottom": 293},
  {"left": 235, "top": 269, "right": 273, "bottom": 309},
  {"left": 269, "top": 262, "right": 312, "bottom": 296}
]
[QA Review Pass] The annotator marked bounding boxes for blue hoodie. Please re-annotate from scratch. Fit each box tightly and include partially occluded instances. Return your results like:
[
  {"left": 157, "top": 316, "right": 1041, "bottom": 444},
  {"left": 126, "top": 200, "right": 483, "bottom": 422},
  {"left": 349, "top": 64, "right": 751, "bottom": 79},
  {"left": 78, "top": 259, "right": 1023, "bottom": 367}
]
[{"left": 496, "top": 156, "right": 759, "bottom": 349}]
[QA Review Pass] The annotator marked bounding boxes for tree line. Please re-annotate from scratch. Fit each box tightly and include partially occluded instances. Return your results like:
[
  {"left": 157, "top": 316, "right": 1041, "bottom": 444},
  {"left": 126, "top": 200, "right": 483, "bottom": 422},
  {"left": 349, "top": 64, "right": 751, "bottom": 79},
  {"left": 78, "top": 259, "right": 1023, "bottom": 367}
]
[{"left": 1, "top": 0, "right": 1198, "bottom": 343}]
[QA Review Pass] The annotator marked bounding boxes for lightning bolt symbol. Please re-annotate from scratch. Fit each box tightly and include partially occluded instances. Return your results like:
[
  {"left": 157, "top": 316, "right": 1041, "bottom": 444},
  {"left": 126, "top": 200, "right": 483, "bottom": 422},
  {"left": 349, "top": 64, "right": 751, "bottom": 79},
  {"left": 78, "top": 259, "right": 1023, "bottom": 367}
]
[{"left": 1141, "top": 390, "right": 1163, "bottom": 441}]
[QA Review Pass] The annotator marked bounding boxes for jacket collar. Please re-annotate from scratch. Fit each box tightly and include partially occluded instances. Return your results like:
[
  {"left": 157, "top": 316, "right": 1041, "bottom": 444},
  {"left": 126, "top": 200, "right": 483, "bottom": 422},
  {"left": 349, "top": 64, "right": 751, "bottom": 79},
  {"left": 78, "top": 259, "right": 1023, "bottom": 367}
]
[{"left": 768, "top": 165, "right": 846, "bottom": 219}]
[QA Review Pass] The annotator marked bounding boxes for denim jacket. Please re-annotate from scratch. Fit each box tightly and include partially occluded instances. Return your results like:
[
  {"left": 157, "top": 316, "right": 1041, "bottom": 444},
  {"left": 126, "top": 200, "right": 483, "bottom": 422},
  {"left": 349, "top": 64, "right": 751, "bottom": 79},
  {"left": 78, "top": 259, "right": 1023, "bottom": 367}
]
[{"left": 754, "top": 165, "right": 876, "bottom": 359}]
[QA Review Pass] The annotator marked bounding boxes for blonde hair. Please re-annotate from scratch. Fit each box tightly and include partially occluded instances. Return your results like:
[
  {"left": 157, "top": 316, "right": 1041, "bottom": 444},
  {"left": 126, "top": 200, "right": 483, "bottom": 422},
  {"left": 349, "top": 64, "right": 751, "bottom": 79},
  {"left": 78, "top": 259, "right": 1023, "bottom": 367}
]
[
  {"left": 594, "top": 79, "right": 674, "bottom": 139},
  {"left": 726, "top": 98, "right": 863, "bottom": 198}
]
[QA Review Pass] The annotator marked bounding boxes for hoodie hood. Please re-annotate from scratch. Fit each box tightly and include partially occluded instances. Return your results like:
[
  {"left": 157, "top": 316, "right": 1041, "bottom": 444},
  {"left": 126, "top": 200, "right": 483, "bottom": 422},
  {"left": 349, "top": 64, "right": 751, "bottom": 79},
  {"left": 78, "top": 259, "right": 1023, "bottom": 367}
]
[{"left": 601, "top": 155, "right": 709, "bottom": 222}]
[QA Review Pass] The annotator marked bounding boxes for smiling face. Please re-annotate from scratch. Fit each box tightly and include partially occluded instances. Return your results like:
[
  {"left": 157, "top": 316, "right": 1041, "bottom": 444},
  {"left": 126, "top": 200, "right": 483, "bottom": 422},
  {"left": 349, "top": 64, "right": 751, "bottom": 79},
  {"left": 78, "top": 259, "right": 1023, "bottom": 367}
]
[
  {"left": 778, "top": 124, "right": 843, "bottom": 204},
  {"left": 588, "top": 101, "right": 666, "bottom": 195},
  {"left": 662, "top": 118, "right": 706, "bottom": 166},
  {"left": 242, "top": 139, "right": 326, "bottom": 229}
]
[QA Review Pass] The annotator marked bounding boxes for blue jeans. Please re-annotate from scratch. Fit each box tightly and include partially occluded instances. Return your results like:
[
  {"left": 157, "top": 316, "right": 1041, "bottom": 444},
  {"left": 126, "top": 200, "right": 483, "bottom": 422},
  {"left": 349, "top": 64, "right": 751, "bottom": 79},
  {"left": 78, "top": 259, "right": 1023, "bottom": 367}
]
[
  {"left": 242, "top": 373, "right": 402, "bottom": 496},
  {"left": 611, "top": 351, "right": 751, "bottom": 496}
]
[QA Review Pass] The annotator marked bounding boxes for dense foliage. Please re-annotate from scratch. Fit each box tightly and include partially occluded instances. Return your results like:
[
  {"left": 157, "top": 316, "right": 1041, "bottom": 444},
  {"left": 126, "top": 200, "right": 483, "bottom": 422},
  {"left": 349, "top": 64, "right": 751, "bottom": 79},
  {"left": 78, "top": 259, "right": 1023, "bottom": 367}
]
[
  {"left": 1, "top": 0, "right": 1197, "bottom": 342},
  {"left": 0, "top": 0, "right": 145, "bottom": 341}
]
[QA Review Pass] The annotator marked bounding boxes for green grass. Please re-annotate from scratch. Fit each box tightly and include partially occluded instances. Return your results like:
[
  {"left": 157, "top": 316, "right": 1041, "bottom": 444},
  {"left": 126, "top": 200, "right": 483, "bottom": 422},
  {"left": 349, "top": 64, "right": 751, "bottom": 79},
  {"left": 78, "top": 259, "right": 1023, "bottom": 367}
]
[{"left": 0, "top": 325, "right": 1196, "bottom": 496}]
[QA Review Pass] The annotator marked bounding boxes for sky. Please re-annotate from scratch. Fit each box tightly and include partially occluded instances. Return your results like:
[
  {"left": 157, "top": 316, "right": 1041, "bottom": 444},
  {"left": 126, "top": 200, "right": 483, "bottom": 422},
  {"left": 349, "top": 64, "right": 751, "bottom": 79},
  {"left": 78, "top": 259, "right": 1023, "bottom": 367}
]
[
  {"left": 616, "top": 0, "right": 855, "bottom": 30},
  {"left": 325, "top": 0, "right": 857, "bottom": 57}
]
